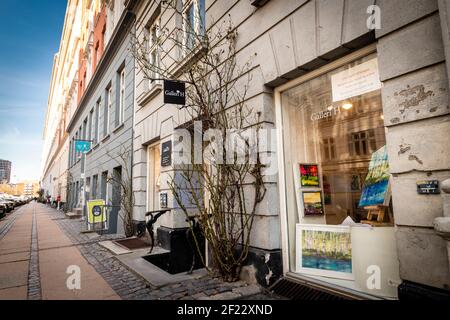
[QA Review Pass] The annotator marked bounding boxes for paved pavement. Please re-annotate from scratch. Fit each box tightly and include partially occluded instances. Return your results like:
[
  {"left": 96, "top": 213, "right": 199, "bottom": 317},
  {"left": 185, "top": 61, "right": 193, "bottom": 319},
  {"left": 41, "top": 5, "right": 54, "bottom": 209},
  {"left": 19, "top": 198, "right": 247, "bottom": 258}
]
[
  {"left": 0, "top": 203, "right": 119, "bottom": 300},
  {"left": 0, "top": 202, "right": 274, "bottom": 300}
]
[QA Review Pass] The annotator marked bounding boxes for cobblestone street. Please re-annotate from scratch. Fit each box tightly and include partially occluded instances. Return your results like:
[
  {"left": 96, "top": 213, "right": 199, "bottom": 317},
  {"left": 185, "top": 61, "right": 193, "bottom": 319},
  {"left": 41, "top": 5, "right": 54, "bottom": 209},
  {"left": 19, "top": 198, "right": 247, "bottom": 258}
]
[{"left": 0, "top": 202, "right": 274, "bottom": 300}]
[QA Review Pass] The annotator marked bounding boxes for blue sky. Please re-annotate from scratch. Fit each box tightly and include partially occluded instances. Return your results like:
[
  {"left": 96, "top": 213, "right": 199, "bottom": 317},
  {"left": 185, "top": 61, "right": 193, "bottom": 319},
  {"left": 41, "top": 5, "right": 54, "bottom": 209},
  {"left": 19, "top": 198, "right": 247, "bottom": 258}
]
[{"left": 0, "top": 0, "right": 67, "bottom": 182}]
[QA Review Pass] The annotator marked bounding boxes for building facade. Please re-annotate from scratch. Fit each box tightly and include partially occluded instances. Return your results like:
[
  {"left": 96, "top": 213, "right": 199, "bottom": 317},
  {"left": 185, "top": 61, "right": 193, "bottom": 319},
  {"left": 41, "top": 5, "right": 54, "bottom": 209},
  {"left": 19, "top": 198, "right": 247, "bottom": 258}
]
[
  {"left": 66, "top": 0, "right": 136, "bottom": 235},
  {"left": 41, "top": 0, "right": 84, "bottom": 205},
  {"left": 130, "top": 0, "right": 450, "bottom": 299},
  {"left": 45, "top": 0, "right": 450, "bottom": 300},
  {"left": 0, "top": 159, "right": 12, "bottom": 184}
]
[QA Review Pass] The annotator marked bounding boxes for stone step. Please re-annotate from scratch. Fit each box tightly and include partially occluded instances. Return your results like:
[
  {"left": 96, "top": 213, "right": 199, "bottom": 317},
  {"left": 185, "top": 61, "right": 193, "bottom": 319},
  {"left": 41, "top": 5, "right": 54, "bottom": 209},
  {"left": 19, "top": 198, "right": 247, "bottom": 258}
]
[{"left": 65, "top": 208, "right": 82, "bottom": 219}]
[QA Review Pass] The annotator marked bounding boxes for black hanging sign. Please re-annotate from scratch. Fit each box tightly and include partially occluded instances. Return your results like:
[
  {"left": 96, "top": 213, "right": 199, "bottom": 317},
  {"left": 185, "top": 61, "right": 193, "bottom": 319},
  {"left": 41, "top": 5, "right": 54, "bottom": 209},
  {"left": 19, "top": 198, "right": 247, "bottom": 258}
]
[
  {"left": 164, "top": 80, "right": 186, "bottom": 105},
  {"left": 161, "top": 140, "right": 172, "bottom": 167}
]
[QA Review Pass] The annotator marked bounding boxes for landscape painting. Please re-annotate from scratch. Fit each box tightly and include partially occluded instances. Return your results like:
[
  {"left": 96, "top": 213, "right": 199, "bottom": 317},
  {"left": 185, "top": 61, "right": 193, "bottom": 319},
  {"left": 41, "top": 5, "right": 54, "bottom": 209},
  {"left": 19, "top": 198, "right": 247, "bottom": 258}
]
[
  {"left": 359, "top": 145, "right": 390, "bottom": 207},
  {"left": 303, "top": 192, "right": 324, "bottom": 216},
  {"left": 297, "top": 225, "right": 353, "bottom": 280}
]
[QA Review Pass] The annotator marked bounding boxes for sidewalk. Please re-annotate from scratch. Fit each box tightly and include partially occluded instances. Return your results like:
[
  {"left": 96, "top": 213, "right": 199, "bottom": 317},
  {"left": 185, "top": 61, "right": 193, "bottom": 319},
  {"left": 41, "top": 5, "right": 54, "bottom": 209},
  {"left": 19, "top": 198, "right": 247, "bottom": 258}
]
[
  {"left": 0, "top": 205, "right": 31, "bottom": 299},
  {"left": 1, "top": 202, "right": 275, "bottom": 300},
  {"left": 0, "top": 202, "right": 119, "bottom": 300}
]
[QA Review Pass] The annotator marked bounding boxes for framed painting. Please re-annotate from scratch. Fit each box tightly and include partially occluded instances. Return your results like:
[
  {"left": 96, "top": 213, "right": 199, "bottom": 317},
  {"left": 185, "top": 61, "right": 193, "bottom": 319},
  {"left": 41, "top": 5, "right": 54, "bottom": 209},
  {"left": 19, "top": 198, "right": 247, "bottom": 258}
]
[
  {"left": 296, "top": 224, "right": 354, "bottom": 280},
  {"left": 300, "top": 164, "right": 320, "bottom": 187},
  {"left": 302, "top": 192, "right": 324, "bottom": 216}
]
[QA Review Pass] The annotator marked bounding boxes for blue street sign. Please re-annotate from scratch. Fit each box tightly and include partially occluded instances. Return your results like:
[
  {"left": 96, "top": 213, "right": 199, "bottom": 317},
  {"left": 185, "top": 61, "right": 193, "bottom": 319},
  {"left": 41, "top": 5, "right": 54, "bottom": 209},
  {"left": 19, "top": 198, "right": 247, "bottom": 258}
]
[{"left": 75, "top": 140, "right": 91, "bottom": 153}]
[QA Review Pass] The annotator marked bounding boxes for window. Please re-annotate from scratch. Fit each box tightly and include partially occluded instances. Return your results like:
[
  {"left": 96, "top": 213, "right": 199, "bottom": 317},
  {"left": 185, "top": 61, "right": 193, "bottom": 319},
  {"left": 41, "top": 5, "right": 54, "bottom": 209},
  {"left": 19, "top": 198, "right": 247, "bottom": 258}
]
[
  {"left": 101, "top": 171, "right": 108, "bottom": 202},
  {"left": 95, "top": 99, "right": 101, "bottom": 144},
  {"left": 89, "top": 108, "right": 94, "bottom": 143},
  {"left": 116, "top": 67, "right": 125, "bottom": 126},
  {"left": 279, "top": 53, "right": 400, "bottom": 298},
  {"left": 69, "top": 140, "right": 73, "bottom": 167},
  {"left": 182, "top": 0, "right": 206, "bottom": 52},
  {"left": 184, "top": 2, "right": 195, "bottom": 50},
  {"left": 88, "top": 109, "right": 93, "bottom": 141},
  {"left": 75, "top": 131, "right": 80, "bottom": 162},
  {"left": 322, "top": 138, "right": 336, "bottom": 161},
  {"left": 92, "top": 174, "right": 98, "bottom": 199},
  {"left": 348, "top": 129, "right": 377, "bottom": 157},
  {"left": 75, "top": 181, "right": 79, "bottom": 205},
  {"left": 147, "top": 16, "right": 161, "bottom": 85},
  {"left": 104, "top": 86, "right": 112, "bottom": 136},
  {"left": 83, "top": 118, "right": 88, "bottom": 140},
  {"left": 85, "top": 177, "right": 91, "bottom": 200}
]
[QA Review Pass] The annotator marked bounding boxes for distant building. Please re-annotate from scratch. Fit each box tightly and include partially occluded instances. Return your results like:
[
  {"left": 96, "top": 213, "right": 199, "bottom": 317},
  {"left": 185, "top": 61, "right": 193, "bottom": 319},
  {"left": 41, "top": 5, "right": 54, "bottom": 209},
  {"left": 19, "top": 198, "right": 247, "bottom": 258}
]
[
  {"left": 0, "top": 181, "right": 39, "bottom": 197},
  {"left": 0, "top": 159, "right": 11, "bottom": 183}
]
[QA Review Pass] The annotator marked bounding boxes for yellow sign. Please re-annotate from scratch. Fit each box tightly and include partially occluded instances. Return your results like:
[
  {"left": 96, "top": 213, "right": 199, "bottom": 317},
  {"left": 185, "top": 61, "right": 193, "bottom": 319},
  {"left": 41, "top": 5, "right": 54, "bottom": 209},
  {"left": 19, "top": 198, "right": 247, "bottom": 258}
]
[{"left": 87, "top": 199, "right": 106, "bottom": 224}]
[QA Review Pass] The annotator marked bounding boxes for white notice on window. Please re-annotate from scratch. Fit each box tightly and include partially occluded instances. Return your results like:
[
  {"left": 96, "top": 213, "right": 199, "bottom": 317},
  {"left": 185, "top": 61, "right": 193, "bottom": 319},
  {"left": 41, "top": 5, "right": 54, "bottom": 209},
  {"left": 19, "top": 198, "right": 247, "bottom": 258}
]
[{"left": 331, "top": 58, "right": 382, "bottom": 102}]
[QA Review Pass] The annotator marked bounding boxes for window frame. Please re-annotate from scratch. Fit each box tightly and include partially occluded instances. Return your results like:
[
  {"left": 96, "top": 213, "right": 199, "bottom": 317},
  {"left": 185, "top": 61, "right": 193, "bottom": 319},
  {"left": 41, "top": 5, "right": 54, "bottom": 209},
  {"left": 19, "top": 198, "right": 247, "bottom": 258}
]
[
  {"left": 89, "top": 108, "right": 95, "bottom": 144},
  {"left": 182, "top": 0, "right": 205, "bottom": 53},
  {"left": 147, "top": 15, "right": 161, "bottom": 86},
  {"left": 95, "top": 98, "right": 101, "bottom": 144},
  {"left": 119, "top": 68, "right": 125, "bottom": 125}
]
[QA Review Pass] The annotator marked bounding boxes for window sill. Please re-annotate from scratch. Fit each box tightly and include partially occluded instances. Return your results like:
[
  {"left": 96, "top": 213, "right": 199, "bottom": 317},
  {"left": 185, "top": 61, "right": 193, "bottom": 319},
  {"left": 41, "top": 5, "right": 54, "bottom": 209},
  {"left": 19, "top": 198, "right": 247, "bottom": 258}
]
[
  {"left": 137, "top": 83, "right": 162, "bottom": 107},
  {"left": 113, "top": 123, "right": 124, "bottom": 134},
  {"left": 169, "top": 41, "right": 208, "bottom": 78},
  {"left": 101, "top": 134, "right": 110, "bottom": 143},
  {"left": 92, "top": 143, "right": 100, "bottom": 150}
]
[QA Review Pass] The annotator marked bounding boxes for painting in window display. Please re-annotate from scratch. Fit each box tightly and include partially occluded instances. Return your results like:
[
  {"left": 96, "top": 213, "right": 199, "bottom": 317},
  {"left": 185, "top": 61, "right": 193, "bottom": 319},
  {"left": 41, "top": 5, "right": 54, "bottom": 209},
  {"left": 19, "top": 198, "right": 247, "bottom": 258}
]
[
  {"left": 296, "top": 225, "right": 353, "bottom": 280},
  {"left": 358, "top": 145, "right": 390, "bottom": 207},
  {"left": 281, "top": 54, "right": 387, "bottom": 224},
  {"left": 283, "top": 55, "right": 399, "bottom": 291},
  {"left": 300, "top": 164, "right": 320, "bottom": 187},
  {"left": 302, "top": 192, "right": 324, "bottom": 216}
]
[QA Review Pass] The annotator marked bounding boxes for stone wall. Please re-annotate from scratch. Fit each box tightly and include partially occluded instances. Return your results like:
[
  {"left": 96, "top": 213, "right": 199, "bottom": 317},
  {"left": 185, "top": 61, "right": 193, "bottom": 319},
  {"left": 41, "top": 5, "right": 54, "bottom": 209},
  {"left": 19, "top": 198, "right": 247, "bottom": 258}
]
[{"left": 376, "top": 0, "right": 450, "bottom": 290}]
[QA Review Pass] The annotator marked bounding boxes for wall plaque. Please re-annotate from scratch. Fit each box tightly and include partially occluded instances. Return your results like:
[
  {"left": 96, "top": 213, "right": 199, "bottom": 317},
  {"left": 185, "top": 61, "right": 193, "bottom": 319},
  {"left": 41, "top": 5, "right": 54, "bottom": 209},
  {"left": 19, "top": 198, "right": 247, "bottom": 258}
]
[
  {"left": 160, "top": 193, "right": 168, "bottom": 209},
  {"left": 161, "top": 141, "right": 172, "bottom": 167},
  {"left": 417, "top": 180, "right": 440, "bottom": 195}
]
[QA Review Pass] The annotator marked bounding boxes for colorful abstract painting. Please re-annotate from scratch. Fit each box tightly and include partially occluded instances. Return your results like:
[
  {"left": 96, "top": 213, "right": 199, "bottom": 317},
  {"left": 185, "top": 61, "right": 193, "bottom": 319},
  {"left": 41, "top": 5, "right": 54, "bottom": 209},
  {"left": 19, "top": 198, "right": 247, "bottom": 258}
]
[
  {"left": 358, "top": 145, "right": 390, "bottom": 207},
  {"left": 300, "top": 164, "right": 320, "bottom": 187}
]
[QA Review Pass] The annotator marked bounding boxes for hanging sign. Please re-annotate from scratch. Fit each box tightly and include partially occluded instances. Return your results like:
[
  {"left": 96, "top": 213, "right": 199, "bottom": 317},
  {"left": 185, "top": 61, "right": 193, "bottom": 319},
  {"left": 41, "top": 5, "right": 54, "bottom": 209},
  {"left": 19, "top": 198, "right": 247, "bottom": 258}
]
[
  {"left": 75, "top": 140, "right": 92, "bottom": 153},
  {"left": 331, "top": 58, "right": 382, "bottom": 102},
  {"left": 164, "top": 80, "right": 186, "bottom": 105},
  {"left": 161, "top": 141, "right": 172, "bottom": 167}
]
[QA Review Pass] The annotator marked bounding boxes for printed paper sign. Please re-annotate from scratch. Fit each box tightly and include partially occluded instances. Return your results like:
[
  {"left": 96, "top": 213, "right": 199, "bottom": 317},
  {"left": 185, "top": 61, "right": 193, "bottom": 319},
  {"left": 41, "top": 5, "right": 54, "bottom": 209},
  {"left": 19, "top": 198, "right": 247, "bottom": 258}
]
[{"left": 331, "top": 58, "right": 382, "bottom": 102}]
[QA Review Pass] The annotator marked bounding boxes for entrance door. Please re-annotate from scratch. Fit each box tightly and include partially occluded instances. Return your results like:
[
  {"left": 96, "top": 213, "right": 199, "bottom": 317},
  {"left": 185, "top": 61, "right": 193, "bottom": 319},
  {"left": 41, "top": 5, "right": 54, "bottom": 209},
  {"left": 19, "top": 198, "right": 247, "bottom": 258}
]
[
  {"left": 147, "top": 144, "right": 161, "bottom": 213},
  {"left": 110, "top": 166, "right": 122, "bottom": 233}
]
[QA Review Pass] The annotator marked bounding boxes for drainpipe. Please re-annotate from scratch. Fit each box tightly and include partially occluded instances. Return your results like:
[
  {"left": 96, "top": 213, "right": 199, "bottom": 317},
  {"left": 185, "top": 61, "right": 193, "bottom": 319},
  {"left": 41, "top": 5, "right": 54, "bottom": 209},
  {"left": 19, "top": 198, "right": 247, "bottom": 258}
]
[{"left": 434, "top": 179, "right": 450, "bottom": 271}]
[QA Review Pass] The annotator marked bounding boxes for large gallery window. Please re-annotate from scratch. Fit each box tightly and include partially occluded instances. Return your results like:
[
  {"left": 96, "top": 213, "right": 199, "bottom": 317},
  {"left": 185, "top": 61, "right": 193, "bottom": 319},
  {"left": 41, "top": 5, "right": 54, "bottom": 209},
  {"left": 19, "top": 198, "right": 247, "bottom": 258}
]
[{"left": 279, "top": 52, "right": 400, "bottom": 298}]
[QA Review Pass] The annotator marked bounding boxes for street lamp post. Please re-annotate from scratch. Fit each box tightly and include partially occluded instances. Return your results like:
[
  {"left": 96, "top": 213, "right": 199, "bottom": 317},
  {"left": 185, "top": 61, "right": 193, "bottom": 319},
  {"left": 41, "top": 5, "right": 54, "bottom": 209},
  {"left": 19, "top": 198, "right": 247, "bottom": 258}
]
[{"left": 74, "top": 139, "right": 93, "bottom": 227}]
